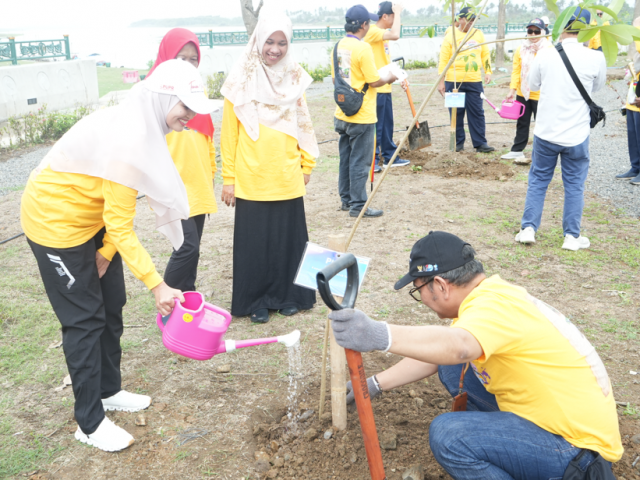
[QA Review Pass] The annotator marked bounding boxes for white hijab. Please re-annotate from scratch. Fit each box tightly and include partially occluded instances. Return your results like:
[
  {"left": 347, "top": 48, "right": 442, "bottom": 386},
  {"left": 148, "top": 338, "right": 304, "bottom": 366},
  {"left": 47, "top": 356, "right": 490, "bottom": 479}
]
[
  {"left": 220, "top": 13, "right": 319, "bottom": 157},
  {"left": 35, "top": 80, "right": 190, "bottom": 250}
]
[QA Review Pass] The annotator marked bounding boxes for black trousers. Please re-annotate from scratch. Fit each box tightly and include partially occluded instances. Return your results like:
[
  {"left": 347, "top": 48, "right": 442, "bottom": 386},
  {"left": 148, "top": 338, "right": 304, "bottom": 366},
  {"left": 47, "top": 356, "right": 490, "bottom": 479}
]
[
  {"left": 511, "top": 95, "right": 538, "bottom": 152},
  {"left": 28, "top": 228, "right": 126, "bottom": 434},
  {"left": 445, "top": 81, "right": 488, "bottom": 148},
  {"left": 164, "top": 214, "right": 206, "bottom": 292}
]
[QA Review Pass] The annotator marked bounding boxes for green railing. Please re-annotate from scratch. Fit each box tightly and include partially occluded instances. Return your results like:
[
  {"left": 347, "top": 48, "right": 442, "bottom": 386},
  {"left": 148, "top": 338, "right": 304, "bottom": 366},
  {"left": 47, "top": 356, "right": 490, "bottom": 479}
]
[{"left": 0, "top": 36, "right": 71, "bottom": 65}]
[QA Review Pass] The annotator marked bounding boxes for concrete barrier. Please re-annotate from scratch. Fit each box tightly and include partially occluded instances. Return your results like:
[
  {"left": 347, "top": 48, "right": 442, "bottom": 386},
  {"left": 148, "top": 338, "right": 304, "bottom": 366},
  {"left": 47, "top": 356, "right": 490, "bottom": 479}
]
[
  {"left": 0, "top": 60, "right": 99, "bottom": 121},
  {"left": 198, "top": 33, "right": 526, "bottom": 78}
]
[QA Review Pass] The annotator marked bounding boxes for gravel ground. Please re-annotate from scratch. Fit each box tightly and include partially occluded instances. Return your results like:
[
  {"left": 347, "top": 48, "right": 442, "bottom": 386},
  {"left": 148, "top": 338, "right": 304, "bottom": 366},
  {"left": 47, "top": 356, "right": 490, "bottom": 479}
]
[{"left": 1, "top": 77, "right": 638, "bottom": 217}]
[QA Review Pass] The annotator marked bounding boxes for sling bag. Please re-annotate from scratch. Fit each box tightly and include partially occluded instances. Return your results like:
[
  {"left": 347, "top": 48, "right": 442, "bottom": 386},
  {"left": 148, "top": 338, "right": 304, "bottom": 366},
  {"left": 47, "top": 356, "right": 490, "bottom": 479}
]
[
  {"left": 333, "top": 41, "right": 369, "bottom": 117},
  {"left": 561, "top": 449, "right": 616, "bottom": 480},
  {"left": 555, "top": 43, "right": 606, "bottom": 128}
]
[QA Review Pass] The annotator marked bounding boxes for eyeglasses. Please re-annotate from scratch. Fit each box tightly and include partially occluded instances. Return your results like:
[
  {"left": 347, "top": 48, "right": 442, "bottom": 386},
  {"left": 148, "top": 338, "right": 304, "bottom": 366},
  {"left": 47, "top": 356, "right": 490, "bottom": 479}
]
[
  {"left": 597, "top": 12, "right": 603, "bottom": 16},
  {"left": 527, "top": 29, "right": 541, "bottom": 35},
  {"left": 408, "top": 277, "right": 434, "bottom": 301}
]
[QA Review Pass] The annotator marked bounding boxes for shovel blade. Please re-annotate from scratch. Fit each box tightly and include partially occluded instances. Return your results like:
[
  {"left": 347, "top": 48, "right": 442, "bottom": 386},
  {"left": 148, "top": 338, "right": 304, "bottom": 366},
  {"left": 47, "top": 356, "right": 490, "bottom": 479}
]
[{"left": 407, "top": 121, "right": 432, "bottom": 151}]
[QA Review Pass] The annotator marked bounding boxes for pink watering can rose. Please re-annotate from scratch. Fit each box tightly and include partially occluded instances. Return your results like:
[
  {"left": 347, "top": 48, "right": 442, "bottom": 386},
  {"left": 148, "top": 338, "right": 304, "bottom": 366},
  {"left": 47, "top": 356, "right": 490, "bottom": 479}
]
[{"left": 156, "top": 291, "right": 300, "bottom": 361}]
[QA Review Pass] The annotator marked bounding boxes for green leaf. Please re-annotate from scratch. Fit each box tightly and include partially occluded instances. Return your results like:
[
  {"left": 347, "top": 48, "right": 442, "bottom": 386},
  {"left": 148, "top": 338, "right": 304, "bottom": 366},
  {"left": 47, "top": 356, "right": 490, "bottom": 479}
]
[
  {"left": 472, "top": 61, "right": 478, "bottom": 71},
  {"left": 428, "top": 26, "right": 435, "bottom": 38},
  {"left": 600, "top": 30, "right": 619, "bottom": 66},
  {"left": 552, "top": 5, "right": 576, "bottom": 41},
  {"left": 418, "top": 26, "right": 429, "bottom": 37},
  {"left": 465, "top": 63, "right": 470, "bottom": 72},
  {"left": 463, "top": 56, "right": 469, "bottom": 61},
  {"left": 577, "top": 26, "right": 600, "bottom": 43},
  {"left": 599, "top": 24, "right": 635, "bottom": 45},
  {"left": 544, "top": 0, "right": 560, "bottom": 17},
  {"left": 589, "top": 5, "right": 619, "bottom": 21},
  {"left": 605, "top": 0, "right": 625, "bottom": 16},
  {"left": 470, "top": 53, "right": 476, "bottom": 57}
]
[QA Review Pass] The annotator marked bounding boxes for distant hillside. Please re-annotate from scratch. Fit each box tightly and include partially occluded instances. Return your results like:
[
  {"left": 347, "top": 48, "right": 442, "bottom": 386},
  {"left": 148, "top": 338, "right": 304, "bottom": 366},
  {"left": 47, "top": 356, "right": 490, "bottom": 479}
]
[{"left": 131, "top": 16, "right": 243, "bottom": 28}]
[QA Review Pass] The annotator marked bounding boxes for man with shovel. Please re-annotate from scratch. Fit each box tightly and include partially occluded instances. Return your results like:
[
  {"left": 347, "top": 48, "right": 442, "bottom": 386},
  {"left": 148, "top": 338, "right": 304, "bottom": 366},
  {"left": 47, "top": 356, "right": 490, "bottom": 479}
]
[{"left": 329, "top": 231, "right": 622, "bottom": 478}]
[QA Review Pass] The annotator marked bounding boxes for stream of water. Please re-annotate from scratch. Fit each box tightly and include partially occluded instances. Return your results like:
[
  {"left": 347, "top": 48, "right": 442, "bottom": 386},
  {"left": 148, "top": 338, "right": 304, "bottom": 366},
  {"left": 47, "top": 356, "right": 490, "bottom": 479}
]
[{"left": 285, "top": 340, "right": 303, "bottom": 434}]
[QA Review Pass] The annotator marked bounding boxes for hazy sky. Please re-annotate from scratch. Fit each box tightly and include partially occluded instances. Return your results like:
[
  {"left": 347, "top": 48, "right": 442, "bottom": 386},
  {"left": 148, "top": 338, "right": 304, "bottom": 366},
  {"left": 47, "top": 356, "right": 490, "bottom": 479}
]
[{"left": 6, "top": 0, "right": 446, "bottom": 28}]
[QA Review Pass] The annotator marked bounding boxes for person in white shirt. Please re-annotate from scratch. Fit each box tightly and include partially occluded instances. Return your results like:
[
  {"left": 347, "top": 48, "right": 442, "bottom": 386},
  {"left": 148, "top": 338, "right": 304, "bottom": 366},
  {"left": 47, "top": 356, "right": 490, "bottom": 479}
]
[{"left": 515, "top": 7, "right": 606, "bottom": 252}]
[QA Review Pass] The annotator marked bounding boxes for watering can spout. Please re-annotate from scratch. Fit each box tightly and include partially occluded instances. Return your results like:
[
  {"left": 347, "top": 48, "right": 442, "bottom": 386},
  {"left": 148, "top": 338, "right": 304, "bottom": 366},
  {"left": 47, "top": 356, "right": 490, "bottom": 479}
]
[{"left": 223, "top": 330, "right": 301, "bottom": 354}]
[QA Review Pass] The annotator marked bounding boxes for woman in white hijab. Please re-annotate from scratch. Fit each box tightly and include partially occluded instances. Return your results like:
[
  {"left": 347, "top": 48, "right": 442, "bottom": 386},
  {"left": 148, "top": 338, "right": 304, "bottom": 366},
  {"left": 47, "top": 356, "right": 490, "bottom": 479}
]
[
  {"left": 220, "top": 12, "right": 319, "bottom": 324},
  {"left": 20, "top": 60, "right": 218, "bottom": 452}
]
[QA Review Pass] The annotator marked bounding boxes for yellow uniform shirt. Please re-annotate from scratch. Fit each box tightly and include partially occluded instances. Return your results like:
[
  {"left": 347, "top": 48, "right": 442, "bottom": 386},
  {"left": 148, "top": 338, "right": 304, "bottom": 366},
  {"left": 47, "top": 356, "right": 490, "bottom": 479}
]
[
  {"left": 438, "top": 28, "right": 491, "bottom": 83},
  {"left": 452, "top": 275, "right": 623, "bottom": 462},
  {"left": 331, "top": 37, "right": 380, "bottom": 124},
  {"left": 364, "top": 24, "right": 392, "bottom": 94},
  {"left": 166, "top": 129, "right": 217, "bottom": 217},
  {"left": 21, "top": 166, "right": 163, "bottom": 290},
  {"left": 220, "top": 98, "right": 316, "bottom": 201},
  {"left": 588, "top": 21, "right": 610, "bottom": 50},
  {"left": 509, "top": 46, "right": 541, "bottom": 101},
  {"left": 626, "top": 42, "right": 640, "bottom": 113}
]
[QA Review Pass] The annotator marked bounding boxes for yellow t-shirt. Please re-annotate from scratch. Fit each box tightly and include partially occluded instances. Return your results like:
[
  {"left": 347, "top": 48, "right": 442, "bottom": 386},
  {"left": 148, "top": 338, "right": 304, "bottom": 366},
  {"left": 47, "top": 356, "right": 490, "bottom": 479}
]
[
  {"left": 166, "top": 129, "right": 217, "bottom": 217},
  {"left": 626, "top": 42, "right": 640, "bottom": 113},
  {"left": 509, "top": 45, "right": 544, "bottom": 101},
  {"left": 588, "top": 21, "right": 610, "bottom": 50},
  {"left": 220, "top": 98, "right": 316, "bottom": 201},
  {"left": 438, "top": 28, "right": 492, "bottom": 83},
  {"left": 452, "top": 275, "right": 623, "bottom": 462},
  {"left": 331, "top": 37, "right": 380, "bottom": 124},
  {"left": 21, "top": 166, "right": 163, "bottom": 289},
  {"left": 364, "top": 24, "right": 392, "bottom": 94}
]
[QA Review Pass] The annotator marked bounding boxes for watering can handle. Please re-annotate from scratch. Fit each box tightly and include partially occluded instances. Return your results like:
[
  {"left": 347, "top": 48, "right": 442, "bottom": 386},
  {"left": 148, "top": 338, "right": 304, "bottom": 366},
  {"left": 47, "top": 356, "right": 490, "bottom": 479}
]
[
  {"left": 316, "top": 253, "right": 359, "bottom": 311},
  {"left": 155, "top": 298, "right": 181, "bottom": 332},
  {"left": 520, "top": 102, "right": 526, "bottom": 116}
]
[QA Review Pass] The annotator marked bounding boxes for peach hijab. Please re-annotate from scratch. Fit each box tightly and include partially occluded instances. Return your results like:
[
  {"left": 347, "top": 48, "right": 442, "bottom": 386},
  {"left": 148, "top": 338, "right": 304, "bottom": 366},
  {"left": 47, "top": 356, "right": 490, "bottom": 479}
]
[{"left": 221, "top": 13, "right": 319, "bottom": 157}]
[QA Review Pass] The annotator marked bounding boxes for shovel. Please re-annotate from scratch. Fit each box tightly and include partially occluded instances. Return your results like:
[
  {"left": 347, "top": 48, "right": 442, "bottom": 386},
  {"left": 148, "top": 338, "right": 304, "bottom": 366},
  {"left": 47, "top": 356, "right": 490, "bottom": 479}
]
[
  {"left": 404, "top": 80, "right": 432, "bottom": 151},
  {"left": 317, "top": 254, "right": 386, "bottom": 480}
]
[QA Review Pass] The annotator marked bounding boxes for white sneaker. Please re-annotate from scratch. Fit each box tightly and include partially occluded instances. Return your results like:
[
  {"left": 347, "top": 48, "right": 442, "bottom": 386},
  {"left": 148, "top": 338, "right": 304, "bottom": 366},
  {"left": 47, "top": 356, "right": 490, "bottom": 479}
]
[
  {"left": 515, "top": 227, "right": 536, "bottom": 244},
  {"left": 501, "top": 151, "right": 525, "bottom": 160},
  {"left": 562, "top": 234, "right": 590, "bottom": 251},
  {"left": 102, "top": 390, "right": 152, "bottom": 413},
  {"left": 75, "top": 417, "right": 134, "bottom": 452}
]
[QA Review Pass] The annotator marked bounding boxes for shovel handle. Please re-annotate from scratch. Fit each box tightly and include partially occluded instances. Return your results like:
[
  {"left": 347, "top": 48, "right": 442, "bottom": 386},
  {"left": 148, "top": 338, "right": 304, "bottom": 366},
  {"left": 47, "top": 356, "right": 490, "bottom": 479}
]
[
  {"left": 346, "top": 348, "right": 386, "bottom": 480},
  {"left": 404, "top": 83, "right": 420, "bottom": 129}
]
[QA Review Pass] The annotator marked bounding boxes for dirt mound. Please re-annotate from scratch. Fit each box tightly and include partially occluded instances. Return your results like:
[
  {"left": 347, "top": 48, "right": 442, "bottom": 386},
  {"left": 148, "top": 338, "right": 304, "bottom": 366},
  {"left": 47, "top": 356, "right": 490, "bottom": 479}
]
[{"left": 399, "top": 150, "right": 518, "bottom": 181}]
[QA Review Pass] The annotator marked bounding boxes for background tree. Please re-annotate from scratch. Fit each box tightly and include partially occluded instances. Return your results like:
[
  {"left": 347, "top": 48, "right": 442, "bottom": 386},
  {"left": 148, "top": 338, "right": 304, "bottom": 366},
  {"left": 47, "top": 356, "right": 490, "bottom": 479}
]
[
  {"left": 495, "top": 0, "right": 507, "bottom": 67},
  {"left": 240, "top": 0, "right": 263, "bottom": 36}
]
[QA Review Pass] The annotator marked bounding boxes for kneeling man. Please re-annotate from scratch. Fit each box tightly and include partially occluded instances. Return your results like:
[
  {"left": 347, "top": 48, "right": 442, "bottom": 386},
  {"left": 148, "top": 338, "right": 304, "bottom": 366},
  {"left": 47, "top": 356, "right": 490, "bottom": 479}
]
[{"left": 330, "top": 231, "right": 622, "bottom": 479}]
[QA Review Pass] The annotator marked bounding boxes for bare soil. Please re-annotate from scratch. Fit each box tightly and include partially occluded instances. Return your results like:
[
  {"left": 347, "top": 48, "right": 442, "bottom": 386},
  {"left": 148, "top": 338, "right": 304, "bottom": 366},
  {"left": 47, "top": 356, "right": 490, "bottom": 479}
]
[{"left": 1, "top": 68, "right": 639, "bottom": 480}]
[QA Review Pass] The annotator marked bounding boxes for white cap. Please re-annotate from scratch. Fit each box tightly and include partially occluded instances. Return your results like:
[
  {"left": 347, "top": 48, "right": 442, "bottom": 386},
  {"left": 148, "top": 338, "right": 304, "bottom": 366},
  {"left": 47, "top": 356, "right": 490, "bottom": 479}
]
[
  {"left": 540, "top": 16, "right": 550, "bottom": 25},
  {"left": 143, "top": 59, "right": 220, "bottom": 114}
]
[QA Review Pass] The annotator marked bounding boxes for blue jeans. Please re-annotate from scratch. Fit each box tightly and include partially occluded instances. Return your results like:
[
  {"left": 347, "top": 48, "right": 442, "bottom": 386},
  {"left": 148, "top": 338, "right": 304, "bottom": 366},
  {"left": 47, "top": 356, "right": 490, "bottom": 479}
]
[
  {"left": 433, "top": 364, "right": 610, "bottom": 480},
  {"left": 627, "top": 109, "right": 640, "bottom": 173},
  {"left": 521, "top": 135, "right": 590, "bottom": 238},
  {"left": 444, "top": 81, "right": 488, "bottom": 148},
  {"left": 334, "top": 118, "right": 375, "bottom": 212},
  {"left": 375, "top": 92, "right": 397, "bottom": 164}
]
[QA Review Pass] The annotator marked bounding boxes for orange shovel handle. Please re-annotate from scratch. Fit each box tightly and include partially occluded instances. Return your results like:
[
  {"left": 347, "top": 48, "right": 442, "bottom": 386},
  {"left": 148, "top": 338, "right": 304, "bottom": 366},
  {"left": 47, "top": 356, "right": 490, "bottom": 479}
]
[
  {"left": 404, "top": 82, "right": 420, "bottom": 129},
  {"left": 346, "top": 348, "right": 386, "bottom": 480}
]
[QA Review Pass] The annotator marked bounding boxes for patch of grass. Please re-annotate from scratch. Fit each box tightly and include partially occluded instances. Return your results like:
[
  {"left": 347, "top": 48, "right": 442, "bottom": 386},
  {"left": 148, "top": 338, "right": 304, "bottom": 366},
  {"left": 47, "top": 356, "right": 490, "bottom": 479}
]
[
  {"left": 314, "top": 156, "right": 340, "bottom": 174},
  {"left": 618, "top": 245, "right": 640, "bottom": 267},
  {"left": 96, "top": 67, "right": 149, "bottom": 97},
  {"left": 0, "top": 433, "right": 65, "bottom": 478},
  {"left": 175, "top": 450, "right": 193, "bottom": 461}
]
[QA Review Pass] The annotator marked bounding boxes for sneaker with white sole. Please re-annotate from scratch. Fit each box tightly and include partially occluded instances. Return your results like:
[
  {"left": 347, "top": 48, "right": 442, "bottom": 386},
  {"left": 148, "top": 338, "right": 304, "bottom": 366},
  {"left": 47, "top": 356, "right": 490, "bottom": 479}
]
[
  {"left": 383, "top": 159, "right": 411, "bottom": 168},
  {"left": 102, "top": 390, "right": 152, "bottom": 413},
  {"left": 515, "top": 226, "right": 536, "bottom": 244},
  {"left": 501, "top": 151, "right": 525, "bottom": 160},
  {"left": 75, "top": 417, "right": 134, "bottom": 452},
  {"left": 562, "top": 234, "right": 590, "bottom": 251}
]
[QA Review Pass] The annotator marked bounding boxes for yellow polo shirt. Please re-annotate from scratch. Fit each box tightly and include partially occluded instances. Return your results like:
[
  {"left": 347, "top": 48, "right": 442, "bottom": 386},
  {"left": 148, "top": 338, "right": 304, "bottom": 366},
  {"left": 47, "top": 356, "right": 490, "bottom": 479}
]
[
  {"left": 166, "top": 129, "right": 217, "bottom": 217},
  {"left": 220, "top": 98, "right": 316, "bottom": 201},
  {"left": 438, "top": 28, "right": 491, "bottom": 83},
  {"left": 364, "top": 24, "right": 392, "bottom": 94},
  {"left": 21, "top": 166, "right": 163, "bottom": 289},
  {"left": 331, "top": 37, "right": 380, "bottom": 124},
  {"left": 452, "top": 275, "right": 623, "bottom": 462}
]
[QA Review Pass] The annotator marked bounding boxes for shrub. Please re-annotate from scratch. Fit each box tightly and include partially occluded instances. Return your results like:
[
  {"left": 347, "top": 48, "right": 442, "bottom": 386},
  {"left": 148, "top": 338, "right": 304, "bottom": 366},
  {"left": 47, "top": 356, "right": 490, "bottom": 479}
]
[
  {"left": 405, "top": 59, "right": 437, "bottom": 70},
  {"left": 205, "top": 72, "right": 226, "bottom": 99},
  {"left": 300, "top": 62, "right": 332, "bottom": 82}
]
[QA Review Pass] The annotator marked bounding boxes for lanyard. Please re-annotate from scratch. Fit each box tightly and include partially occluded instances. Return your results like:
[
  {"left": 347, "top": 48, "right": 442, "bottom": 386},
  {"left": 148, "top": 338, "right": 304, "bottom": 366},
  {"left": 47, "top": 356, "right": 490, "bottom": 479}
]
[
  {"left": 346, "top": 34, "right": 360, "bottom": 41},
  {"left": 458, "top": 362, "right": 470, "bottom": 395}
]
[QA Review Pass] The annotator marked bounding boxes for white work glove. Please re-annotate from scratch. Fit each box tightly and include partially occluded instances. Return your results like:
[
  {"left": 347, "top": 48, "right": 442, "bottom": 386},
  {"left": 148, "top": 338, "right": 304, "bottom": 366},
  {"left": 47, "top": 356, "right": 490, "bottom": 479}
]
[{"left": 328, "top": 308, "right": 392, "bottom": 352}]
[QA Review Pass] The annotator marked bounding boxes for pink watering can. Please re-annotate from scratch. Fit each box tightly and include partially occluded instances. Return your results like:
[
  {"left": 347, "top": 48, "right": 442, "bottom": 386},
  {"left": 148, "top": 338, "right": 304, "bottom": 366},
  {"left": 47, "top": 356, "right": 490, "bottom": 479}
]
[
  {"left": 480, "top": 93, "right": 526, "bottom": 120},
  {"left": 156, "top": 291, "right": 300, "bottom": 361}
]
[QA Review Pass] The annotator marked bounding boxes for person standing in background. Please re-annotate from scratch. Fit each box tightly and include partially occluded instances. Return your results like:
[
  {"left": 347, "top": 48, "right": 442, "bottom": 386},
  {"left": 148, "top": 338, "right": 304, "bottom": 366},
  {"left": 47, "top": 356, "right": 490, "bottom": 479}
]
[
  {"left": 615, "top": 18, "right": 640, "bottom": 185},
  {"left": 364, "top": 1, "right": 410, "bottom": 170},
  {"left": 147, "top": 28, "right": 218, "bottom": 295},
  {"left": 541, "top": 16, "right": 550, "bottom": 35},
  {"left": 437, "top": 7, "right": 494, "bottom": 153},
  {"left": 332, "top": 4, "right": 397, "bottom": 218},
  {"left": 220, "top": 13, "right": 319, "bottom": 324},
  {"left": 588, "top": 10, "right": 610, "bottom": 51},
  {"left": 516, "top": 8, "right": 606, "bottom": 251},
  {"left": 501, "top": 19, "right": 551, "bottom": 165}
]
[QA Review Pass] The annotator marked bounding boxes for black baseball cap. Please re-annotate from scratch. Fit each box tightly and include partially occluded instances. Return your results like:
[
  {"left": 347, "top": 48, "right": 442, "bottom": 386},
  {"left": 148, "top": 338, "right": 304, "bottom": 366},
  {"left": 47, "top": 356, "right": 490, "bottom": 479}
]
[
  {"left": 394, "top": 231, "right": 474, "bottom": 290},
  {"left": 346, "top": 4, "right": 379, "bottom": 25},
  {"left": 526, "top": 18, "right": 545, "bottom": 31},
  {"left": 457, "top": 7, "right": 476, "bottom": 20},
  {"left": 377, "top": 1, "right": 393, "bottom": 16}
]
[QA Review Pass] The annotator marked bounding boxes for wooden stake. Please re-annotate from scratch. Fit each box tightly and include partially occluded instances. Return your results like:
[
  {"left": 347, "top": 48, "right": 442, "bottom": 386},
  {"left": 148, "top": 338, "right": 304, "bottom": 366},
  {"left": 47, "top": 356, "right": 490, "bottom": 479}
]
[{"left": 450, "top": 88, "right": 459, "bottom": 152}]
